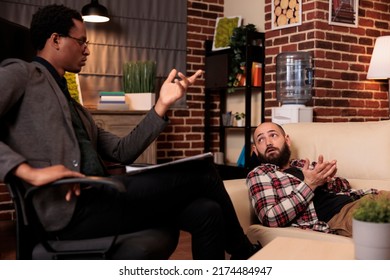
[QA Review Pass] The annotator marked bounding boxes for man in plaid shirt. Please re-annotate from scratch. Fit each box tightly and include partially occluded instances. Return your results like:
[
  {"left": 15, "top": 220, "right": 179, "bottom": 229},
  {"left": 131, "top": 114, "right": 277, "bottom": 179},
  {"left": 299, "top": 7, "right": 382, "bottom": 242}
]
[{"left": 246, "top": 122, "right": 379, "bottom": 236}]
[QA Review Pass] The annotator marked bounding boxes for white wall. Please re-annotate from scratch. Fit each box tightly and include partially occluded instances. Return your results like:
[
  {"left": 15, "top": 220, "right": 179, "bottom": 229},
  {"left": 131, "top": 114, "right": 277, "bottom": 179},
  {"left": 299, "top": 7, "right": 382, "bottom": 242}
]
[{"left": 224, "top": 0, "right": 264, "bottom": 31}]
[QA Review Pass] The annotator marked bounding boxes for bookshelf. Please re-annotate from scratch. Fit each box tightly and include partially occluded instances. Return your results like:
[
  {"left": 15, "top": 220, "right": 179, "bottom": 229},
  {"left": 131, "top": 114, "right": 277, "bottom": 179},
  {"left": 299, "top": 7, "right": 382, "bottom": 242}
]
[{"left": 204, "top": 31, "right": 265, "bottom": 179}]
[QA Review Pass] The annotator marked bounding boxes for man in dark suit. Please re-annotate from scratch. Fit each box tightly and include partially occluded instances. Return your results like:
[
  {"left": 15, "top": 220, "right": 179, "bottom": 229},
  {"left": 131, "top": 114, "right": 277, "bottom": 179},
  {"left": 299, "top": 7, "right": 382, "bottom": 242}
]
[{"left": 0, "top": 4, "right": 259, "bottom": 259}]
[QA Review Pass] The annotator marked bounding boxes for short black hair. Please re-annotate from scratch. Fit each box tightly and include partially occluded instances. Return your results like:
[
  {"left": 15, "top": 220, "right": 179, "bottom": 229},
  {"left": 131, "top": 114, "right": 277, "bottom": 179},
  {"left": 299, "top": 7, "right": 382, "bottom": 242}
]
[{"left": 30, "top": 4, "right": 83, "bottom": 51}]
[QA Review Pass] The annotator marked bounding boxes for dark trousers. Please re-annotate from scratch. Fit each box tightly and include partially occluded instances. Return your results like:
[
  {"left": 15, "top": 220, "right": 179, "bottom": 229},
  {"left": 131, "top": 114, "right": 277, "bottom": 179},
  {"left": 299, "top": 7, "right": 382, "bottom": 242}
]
[{"left": 55, "top": 159, "right": 248, "bottom": 259}]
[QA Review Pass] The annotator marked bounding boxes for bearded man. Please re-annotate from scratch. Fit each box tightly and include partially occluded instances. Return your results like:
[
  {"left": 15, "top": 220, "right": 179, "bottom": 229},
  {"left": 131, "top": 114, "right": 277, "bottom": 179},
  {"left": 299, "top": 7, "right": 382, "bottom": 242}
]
[{"left": 246, "top": 122, "right": 382, "bottom": 237}]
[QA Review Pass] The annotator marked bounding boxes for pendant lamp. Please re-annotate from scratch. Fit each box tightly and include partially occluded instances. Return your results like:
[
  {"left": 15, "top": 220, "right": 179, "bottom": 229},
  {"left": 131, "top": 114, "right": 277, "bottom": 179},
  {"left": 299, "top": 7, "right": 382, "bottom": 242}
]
[{"left": 81, "top": 0, "right": 110, "bottom": 23}]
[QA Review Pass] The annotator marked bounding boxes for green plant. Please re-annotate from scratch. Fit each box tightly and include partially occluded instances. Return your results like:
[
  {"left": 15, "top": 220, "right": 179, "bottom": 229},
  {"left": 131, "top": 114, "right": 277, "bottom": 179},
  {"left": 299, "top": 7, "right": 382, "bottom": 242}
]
[
  {"left": 227, "top": 23, "right": 257, "bottom": 92},
  {"left": 123, "top": 61, "right": 156, "bottom": 93},
  {"left": 353, "top": 197, "right": 390, "bottom": 223},
  {"left": 234, "top": 112, "right": 245, "bottom": 120}
]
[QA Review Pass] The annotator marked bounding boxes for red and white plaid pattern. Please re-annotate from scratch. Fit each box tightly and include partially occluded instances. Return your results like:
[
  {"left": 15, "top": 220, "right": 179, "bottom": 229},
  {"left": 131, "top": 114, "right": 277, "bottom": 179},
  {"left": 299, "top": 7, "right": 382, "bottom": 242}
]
[{"left": 246, "top": 159, "right": 378, "bottom": 234}]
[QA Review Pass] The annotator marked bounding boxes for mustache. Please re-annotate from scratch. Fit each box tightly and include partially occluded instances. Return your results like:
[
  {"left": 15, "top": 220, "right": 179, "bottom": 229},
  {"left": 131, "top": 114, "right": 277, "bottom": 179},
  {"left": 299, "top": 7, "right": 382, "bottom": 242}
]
[
  {"left": 265, "top": 146, "right": 279, "bottom": 154},
  {"left": 255, "top": 142, "right": 291, "bottom": 167}
]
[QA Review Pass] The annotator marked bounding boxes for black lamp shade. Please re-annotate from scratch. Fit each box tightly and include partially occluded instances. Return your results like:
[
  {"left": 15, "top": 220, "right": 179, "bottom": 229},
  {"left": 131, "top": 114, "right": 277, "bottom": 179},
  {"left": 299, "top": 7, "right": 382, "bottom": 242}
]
[{"left": 82, "top": 0, "right": 110, "bottom": 23}]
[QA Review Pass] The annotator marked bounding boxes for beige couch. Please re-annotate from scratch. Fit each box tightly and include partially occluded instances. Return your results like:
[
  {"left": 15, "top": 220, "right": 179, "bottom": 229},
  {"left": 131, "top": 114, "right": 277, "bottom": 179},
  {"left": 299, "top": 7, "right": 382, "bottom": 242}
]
[{"left": 224, "top": 120, "right": 390, "bottom": 246}]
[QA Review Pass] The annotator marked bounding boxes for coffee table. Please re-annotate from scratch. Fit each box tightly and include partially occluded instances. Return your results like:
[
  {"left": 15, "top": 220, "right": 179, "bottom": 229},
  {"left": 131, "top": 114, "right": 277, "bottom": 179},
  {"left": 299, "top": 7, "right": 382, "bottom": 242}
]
[{"left": 249, "top": 236, "right": 355, "bottom": 260}]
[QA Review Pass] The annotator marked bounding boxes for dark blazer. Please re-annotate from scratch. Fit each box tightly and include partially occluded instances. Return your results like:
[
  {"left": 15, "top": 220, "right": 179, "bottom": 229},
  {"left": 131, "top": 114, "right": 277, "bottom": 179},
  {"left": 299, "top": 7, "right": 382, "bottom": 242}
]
[{"left": 0, "top": 58, "right": 167, "bottom": 231}]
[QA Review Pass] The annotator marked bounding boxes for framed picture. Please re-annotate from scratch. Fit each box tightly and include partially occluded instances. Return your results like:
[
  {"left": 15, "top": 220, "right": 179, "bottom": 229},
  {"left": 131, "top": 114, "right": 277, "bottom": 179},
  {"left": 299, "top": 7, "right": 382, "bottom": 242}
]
[
  {"left": 329, "top": 0, "right": 359, "bottom": 27},
  {"left": 64, "top": 72, "right": 83, "bottom": 105},
  {"left": 272, "top": 0, "right": 302, "bottom": 30},
  {"left": 212, "top": 16, "right": 242, "bottom": 51}
]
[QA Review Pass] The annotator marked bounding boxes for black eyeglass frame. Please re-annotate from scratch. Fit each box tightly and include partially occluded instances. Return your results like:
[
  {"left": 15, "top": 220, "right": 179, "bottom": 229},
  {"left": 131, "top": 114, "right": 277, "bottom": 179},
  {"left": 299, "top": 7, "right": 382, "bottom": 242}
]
[{"left": 58, "top": 34, "right": 89, "bottom": 47}]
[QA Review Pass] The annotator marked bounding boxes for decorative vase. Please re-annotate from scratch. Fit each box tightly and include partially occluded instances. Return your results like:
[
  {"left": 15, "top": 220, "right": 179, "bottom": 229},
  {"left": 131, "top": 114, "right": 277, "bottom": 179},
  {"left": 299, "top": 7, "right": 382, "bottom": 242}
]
[{"left": 353, "top": 218, "right": 390, "bottom": 259}]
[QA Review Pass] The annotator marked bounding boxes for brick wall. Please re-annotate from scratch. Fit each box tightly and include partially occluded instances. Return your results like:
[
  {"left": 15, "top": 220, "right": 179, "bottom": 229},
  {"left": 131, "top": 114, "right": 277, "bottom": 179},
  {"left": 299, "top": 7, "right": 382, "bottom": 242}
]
[
  {"left": 264, "top": 0, "right": 390, "bottom": 122},
  {"left": 156, "top": 0, "right": 224, "bottom": 161}
]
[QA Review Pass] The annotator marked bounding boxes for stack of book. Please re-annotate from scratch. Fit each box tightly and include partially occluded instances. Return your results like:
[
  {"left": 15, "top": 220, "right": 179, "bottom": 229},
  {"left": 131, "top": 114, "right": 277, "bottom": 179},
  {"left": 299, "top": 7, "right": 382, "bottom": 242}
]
[{"left": 97, "top": 91, "right": 128, "bottom": 110}]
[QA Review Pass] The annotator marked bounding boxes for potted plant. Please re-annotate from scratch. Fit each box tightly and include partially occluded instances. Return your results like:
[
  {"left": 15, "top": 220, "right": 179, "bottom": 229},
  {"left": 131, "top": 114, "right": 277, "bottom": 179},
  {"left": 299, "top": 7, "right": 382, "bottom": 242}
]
[
  {"left": 234, "top": 112, "right": 245, "bottom": 127},
  {"left": 352, "top": 197, "right": 390, "bottom": 259},
  {"left": 227, "top": 23, "right": 257, "bottom": 92},
  {"left": 123, "top": 61, "right": 157, "bottom": 110}
]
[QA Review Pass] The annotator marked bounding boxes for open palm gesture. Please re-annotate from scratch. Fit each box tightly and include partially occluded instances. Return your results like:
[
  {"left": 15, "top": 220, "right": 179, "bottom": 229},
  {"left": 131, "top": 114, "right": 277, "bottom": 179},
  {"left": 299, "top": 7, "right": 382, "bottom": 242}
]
[{"left": 154, "top": 69, "right": 203, "bottom": 116}]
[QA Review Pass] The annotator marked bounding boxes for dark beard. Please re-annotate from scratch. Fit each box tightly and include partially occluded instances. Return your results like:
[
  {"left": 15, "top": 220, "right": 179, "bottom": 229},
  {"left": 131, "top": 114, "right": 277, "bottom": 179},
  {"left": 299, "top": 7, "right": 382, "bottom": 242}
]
[{"left": 256, "top": 143, "right": 291, "bottom": 168}]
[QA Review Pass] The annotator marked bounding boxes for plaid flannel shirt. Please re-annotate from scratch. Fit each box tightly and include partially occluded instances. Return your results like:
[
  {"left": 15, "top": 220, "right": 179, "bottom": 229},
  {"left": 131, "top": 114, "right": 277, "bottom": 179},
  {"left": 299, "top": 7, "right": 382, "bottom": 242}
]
[{"left": 246, "top": 159, "right": 378, "bottom": 233}]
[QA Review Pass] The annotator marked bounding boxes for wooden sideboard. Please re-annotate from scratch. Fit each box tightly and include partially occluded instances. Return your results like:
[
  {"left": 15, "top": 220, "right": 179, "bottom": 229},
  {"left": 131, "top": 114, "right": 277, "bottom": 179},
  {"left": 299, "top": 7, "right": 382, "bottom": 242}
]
[{"left": 89, "top": 110, "right": 157, "bottom": 164}]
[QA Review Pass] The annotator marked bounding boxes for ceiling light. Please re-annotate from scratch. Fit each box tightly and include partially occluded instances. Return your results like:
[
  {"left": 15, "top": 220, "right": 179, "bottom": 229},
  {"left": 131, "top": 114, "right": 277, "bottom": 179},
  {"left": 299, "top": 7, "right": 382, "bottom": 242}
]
[{"left": 81, "top": 0, "right": 110, "bottom": 23}]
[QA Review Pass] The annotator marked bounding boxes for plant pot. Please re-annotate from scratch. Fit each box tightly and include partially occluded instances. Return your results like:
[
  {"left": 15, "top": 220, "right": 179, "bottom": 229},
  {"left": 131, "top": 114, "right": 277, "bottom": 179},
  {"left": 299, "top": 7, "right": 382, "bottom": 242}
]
[
  {"left": 236, "top": 119, "right": 244, "bottom": 127},
  {"left": 353, "top": 218, "right": 390, "bottom": 259},
  {"left": 125, "top": 93, "right": 156, "bottom": 110}
]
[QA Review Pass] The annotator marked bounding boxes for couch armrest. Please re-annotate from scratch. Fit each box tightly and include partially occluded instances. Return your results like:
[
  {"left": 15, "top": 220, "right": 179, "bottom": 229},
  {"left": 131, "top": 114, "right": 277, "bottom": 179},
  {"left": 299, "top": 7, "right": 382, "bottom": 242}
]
[{"left": 224, "top": 179, "right": 257, "bottom": 233}]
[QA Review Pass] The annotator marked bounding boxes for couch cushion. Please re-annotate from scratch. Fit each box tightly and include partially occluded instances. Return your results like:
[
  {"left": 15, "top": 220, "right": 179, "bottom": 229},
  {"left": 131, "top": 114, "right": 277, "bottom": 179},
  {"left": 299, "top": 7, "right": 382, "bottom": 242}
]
[
  {"left": 247, "top": 224, "right": 353, "bottom": 246},
  {"left": 283, "top": 120, "right": 390, "bottom": 189}
]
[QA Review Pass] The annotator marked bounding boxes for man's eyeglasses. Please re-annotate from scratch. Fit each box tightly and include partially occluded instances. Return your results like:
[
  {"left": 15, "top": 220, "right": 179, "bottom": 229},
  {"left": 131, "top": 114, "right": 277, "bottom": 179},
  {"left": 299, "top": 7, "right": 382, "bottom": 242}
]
[{"left": 59, "top": 34, "right": 89, "bottom": 47}]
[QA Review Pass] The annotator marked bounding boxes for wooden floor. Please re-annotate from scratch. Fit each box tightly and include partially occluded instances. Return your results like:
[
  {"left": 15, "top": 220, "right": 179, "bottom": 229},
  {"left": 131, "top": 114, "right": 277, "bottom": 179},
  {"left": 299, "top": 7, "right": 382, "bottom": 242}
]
[
  {"left": 170, "top": 232, "right": 229, "bottom": 259},
  {"left": 0, "top": 220, "right": 192, "bottom": 260},
  {"left": 0, "top": 220, "right": 16, "bottom": 260},
  {"left": 169, "top": 231, "right": 192, "bottom": 260}
]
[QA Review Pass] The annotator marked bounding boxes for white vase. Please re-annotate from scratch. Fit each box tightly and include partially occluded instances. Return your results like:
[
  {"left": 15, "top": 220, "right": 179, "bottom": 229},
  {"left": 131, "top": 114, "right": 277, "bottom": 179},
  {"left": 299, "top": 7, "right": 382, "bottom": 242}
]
[
  {"left": 236, "top": 119, "right": 244, "bottom": 127},
  {"left": 353, "top": 218, "right": 390, "bottom": 259},
  {"left": 125, "top": 93, "right": 156, "bottom": 110}
]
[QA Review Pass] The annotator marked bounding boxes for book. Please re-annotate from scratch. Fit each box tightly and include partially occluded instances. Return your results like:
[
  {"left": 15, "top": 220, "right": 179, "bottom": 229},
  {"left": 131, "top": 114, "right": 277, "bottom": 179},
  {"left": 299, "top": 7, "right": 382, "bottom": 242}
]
[
  {"left": 125, "top": 152, "right": 213, "bottom": 175},
  {"left": 100, "top": 96, "right": 126, "bottom": 102},
  {"left": 99, "top": 100, "right": 126, "bottom": 104},
  {"left": 251, "top": 62, "right": 262, "bottom": 87},
  {"left": 97, "top": 103, "right": 129, "bottom": 110},
  {"left": 99, "top": 91, "right": 125, "bottom": 96}
]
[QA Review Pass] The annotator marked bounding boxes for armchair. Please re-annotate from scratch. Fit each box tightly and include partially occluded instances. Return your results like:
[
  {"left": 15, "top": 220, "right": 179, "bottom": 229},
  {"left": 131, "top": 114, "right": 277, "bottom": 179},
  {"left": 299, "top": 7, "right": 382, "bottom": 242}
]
[{"left": 7, "top": 176, "right": 179, "bottom": 260}]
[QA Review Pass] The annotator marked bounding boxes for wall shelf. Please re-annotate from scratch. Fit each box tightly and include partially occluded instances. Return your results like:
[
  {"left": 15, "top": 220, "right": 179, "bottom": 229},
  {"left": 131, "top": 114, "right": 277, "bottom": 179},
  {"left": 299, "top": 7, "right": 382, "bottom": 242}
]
[{"left": 204, "top": 31, "right": 265, "bottom": 179}]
